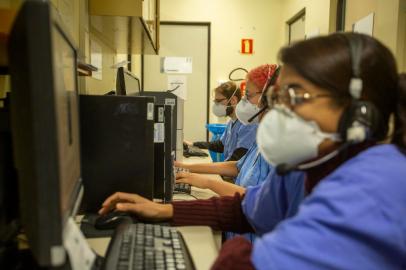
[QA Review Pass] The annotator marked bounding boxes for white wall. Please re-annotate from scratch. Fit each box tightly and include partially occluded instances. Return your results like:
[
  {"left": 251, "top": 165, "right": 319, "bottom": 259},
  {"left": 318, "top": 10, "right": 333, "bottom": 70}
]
[
  {"left": 345, "top": 0, "right": 402, "bottom": 64},
  {"left": 398, "top": 0, "right": 406, "bottom": 72},
  {"left": 282, "top": 0, "right": 333, "bottom": 39},
  {"left": 160, "top": 0, "right": 285, "bottom": 123}
]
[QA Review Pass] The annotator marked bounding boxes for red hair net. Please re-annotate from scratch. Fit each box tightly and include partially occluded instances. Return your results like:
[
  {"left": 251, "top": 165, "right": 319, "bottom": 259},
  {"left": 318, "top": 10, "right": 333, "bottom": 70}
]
[{"left": 247, "top": 64, "right": 278, "bottom": 91}]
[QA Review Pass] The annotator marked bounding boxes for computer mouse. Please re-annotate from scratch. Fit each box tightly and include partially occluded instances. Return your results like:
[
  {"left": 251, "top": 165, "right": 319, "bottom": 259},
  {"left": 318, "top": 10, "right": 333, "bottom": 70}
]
[{"left": 94, "top": 211, "right": 135, "bottom": 230}]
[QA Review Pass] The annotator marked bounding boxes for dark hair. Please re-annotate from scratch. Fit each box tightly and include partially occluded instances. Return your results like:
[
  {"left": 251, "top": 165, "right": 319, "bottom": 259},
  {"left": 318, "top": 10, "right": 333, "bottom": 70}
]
[
  {"left": 215, "top": 81, "right": 242, "bottom": 101},
  {"left": 279, "top": 32, "right": 403, "bottom": 147}
]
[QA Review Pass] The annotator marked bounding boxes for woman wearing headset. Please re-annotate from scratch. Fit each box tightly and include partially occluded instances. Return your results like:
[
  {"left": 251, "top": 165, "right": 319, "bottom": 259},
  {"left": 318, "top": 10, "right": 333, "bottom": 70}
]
[
  {"left": 175, "top": 64, "right": 280, "bottom": 194},
  {"left": 186, "top": 80, "right": 257, "bottom": 161},
  {"left": 100, "top": 33, "right": 406, "bottom": 269}
]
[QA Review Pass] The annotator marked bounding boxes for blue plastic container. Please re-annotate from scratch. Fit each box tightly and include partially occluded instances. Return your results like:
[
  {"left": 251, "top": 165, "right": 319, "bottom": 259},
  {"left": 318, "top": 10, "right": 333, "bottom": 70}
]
[{"left": 206, "top": 123, "right": 227, "bottom": 162}]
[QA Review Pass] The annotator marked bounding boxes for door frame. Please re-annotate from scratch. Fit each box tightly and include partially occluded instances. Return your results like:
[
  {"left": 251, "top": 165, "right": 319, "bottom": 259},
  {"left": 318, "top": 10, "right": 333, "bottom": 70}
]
[{"left": 141, "top": 21, "right": 211, "bottom": 141}]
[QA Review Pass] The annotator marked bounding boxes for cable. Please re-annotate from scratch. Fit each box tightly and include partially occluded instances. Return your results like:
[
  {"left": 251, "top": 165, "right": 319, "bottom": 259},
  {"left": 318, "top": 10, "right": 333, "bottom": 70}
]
[
  {"left": 167, "top": 85, "right": 180, "bottom": 93},
  {"left": 228, "top": 67, "right": 248, "bottom": 82}
]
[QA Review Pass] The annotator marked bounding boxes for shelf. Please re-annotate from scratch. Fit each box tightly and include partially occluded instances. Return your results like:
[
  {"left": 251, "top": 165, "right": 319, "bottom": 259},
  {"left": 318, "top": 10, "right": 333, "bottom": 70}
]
[
  {"left": 88, "top": 0, "right": 159, "bottom": 55},
  {"left": 77, "top": 61, "right": 98, "bottom": 76}
]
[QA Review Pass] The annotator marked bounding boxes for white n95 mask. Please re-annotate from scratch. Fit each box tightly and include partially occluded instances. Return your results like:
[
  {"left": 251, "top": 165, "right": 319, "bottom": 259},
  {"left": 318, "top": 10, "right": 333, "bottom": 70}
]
[
  {"left": 212, "top": 103, "right": 228, "bottom": 117},
  {"left": 257, "top": 105, "right": 340, "bottom": 167},
  {"left": 236, "top": 98, "right": 260, "bottom": 125}
]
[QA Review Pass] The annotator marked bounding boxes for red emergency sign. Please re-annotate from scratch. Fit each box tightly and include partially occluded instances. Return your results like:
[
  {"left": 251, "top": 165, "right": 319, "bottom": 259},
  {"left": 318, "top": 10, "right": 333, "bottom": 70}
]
[{"left": 241, "top": 39, "right": 253, "bottom": 54}]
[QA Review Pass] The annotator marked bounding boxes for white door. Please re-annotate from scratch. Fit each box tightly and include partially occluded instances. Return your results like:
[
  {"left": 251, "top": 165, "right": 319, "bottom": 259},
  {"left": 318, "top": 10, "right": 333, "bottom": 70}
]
[
  {"left": 143, "top": 23, "right": 210, "bottom": 142},
  {"left": 288, "top": 13, "right": 306, "bottom": 44}
]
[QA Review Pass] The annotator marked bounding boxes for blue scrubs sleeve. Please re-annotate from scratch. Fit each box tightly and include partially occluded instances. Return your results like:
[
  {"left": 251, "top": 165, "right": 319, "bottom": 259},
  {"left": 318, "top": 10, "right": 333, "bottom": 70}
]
[
  {"left": 235, "top": 123, "right": 257, "bottom": 150},
  {"left": 242, "top": 170, "right": 305, "bottom": 236}
]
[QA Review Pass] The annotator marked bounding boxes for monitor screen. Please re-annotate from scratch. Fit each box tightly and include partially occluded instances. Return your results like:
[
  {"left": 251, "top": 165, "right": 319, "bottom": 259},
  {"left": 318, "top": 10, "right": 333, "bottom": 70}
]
[
  {"left": 123, "top": 70, "right": 141, "bottom": 95},
  {"left": 51, "top": 25, "right": 82, "bottom": 225},
  {"left": 116, "top": 67, "right": 141, "bottom": 96},
  {"left": 8, "top": 1, "right": 82, "bottom": 266}
]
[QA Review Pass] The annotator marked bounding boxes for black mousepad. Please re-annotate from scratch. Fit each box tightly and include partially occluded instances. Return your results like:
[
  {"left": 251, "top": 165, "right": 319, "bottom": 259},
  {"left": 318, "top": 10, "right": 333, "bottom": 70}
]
[{"left": 80, "top": 213, "right": 115, "bottom": 238}]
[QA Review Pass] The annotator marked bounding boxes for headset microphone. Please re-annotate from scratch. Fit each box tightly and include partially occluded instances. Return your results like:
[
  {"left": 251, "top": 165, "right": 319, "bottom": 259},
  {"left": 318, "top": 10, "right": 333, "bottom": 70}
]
[{"left": 248, "top": 106, "right": 267, "bottom": 123}]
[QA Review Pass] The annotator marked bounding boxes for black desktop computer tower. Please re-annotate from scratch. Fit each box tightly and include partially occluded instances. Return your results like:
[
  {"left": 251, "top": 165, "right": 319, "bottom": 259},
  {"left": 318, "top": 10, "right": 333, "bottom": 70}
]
[
  {"left": 141, "top": 92, "right": 179, "bottom": 158},
  {"left": 79, "top": 95, "right": 155, "bottom": 212},
  {"left": 153, "top": 104, "right": 174, "bottom": 202},
  {"left": 153, "top": 104, "right": 165, "bottom": 201}
]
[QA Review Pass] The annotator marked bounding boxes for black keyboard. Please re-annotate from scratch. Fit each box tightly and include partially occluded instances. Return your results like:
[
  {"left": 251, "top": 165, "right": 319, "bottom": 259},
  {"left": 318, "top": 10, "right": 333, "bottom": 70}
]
[
  {"left": 183, "top": 145, "right": 208, "bottom": 158},
  {"left": 102, "top": 223, "right": 195, "bottom": 270},
  {"left": 174, "top": 183, "right": 192, "bottom": 194}
]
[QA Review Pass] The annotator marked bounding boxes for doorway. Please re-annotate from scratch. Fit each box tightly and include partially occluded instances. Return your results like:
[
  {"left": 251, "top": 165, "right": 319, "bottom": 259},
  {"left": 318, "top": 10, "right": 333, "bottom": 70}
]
[
  {"left": 287, "top": 9, "right": 306, "bottom": 44},
  {"left": 142, "top": 22, "right": 211, "bottom": 142}
]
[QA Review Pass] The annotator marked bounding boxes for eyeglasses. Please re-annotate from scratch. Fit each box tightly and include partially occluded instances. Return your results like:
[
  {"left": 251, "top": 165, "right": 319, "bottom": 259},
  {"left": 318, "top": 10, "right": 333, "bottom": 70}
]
[
  {"left": 244, "top": 91, "right": 262, "bottom": 101},
  {"left": 213, "top": 98, "right": 227, "bottom": 103},
  {"left": 266, "top": 84, "right": 332, "bottom": 109}
]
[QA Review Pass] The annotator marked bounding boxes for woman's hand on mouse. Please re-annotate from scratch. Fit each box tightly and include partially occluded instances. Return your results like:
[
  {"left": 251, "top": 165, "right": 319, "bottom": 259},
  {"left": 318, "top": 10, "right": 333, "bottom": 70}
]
[{"left": 98, "top": 192, "right": 173, "bottom": 221}]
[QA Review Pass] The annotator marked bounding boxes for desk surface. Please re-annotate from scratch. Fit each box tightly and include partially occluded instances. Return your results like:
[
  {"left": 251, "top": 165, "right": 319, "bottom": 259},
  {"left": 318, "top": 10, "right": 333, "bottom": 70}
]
[{"left": 85, "top": 153, "right": 222, "bottom": 270}]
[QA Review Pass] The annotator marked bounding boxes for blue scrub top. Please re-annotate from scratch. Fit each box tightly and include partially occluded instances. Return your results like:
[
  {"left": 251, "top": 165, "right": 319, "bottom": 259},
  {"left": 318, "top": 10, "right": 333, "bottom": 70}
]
[
  {"left": 220, "top": 119, "right": 257, "bottom": 161},
  {"left": 226, "top": 143, "right": 274, "bottom": 241},
  {"left": 242, "top": 169, "right": 305, "bottom": 236},
  {"left": 235, "top": 143, "right": 273, "bottom": 188},
  {"left": 251, "top": 144, "right": 406, "bottom": 270}
]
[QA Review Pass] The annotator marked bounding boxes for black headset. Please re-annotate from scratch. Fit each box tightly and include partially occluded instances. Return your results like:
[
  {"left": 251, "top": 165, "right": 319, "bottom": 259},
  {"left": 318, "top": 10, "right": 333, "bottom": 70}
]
[
  {"left": 225, "top": 86, "right": 240, "bottom": 116},
  {"left": 225, "top": 102, "right": 234, "bottom": 116},
  {"left": 337, "top": 35, "right": 383, "bottom": 144},
  {"left": 277, "top": 35, "right": 385, "bottom": 175}
]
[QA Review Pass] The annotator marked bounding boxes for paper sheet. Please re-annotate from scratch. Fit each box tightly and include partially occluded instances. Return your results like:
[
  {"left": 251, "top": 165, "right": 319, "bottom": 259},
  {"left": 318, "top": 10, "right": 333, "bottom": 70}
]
[
  {"left": 90, "top": 40, "right": 102, "bottom": 80},
  {"left": 168, "top": 75, "right": 187, "bottom": 100},
  {"left": 162, "top": 57, "right": 193, "bottom": 74},
  {"left": 63, "top": 217, "right": 96, "bottom": 270},
  {"left": 353, "top": 13, "right": 374, "bottom": 36}
]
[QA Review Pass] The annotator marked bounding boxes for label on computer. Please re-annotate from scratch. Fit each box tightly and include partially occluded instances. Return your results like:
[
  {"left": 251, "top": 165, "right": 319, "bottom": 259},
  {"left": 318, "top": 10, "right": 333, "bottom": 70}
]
[
  {"left": 158, "top": 107, "right": 164, "bottom": 122},
  {"left": 147, "top": 102, "right": 154, "bottom": 120},
  {"left": 154, "top": 123, "right": 165, "bottom": 143},
  {"left": 165, "top": 98, "right": 176, "bottom": 106}
]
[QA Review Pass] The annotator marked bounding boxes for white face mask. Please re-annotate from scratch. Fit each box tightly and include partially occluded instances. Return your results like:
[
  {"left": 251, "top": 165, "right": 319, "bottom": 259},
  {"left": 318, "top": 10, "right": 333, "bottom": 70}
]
[
  {"left": 212, "top": 102, "right": 228, "bottom": 117},
  {"left": 257, "top": 105, "right": 340, "bottom": 167},
  {"left": 212, "top": 87, "right": 239, "bottom": 117},
  {"left": 235, "top": 98, "right": 260, "bottom": 125}
]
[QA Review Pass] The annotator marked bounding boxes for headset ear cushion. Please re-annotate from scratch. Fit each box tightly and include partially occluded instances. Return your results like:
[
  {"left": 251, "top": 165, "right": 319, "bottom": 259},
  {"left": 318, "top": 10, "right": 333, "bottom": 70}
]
[{"left": 338, "top": 101, "right": 383, "bottom": 143}]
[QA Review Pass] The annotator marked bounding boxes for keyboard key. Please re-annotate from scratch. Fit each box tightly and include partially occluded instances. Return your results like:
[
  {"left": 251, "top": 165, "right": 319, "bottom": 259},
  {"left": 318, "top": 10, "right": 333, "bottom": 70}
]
[{"left": 176, "top": 263, "right": 187, "bottom": 269}]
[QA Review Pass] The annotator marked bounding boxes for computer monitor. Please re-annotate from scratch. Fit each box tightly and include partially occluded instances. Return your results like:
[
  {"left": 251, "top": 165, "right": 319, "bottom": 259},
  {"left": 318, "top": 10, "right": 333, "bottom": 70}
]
[
  {"left": 116, "top": 67, "right": 141, "bottom": 96},
  {"left": 8, "top": 0, "right": 83, "bottom": 267}
]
